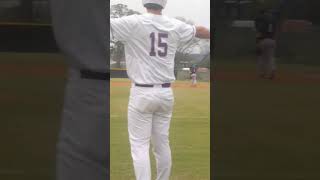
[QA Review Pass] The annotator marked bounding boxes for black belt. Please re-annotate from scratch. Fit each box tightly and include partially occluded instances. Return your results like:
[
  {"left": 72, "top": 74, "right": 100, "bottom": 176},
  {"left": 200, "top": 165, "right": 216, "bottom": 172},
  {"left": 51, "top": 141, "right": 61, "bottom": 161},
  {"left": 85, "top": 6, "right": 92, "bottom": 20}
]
[
  {"left": 80, "top": 69, "right": 109, "bottom": 80},
  {"left": 135, "top": 83, "right": 171, "bottom": 88}
]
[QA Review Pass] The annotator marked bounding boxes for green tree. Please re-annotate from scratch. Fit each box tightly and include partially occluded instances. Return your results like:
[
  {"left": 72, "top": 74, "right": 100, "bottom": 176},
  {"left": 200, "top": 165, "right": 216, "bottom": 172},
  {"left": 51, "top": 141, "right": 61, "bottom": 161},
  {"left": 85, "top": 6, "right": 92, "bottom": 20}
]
[{"left": 110, "top": 4, "right": 140, "bottom": 68}]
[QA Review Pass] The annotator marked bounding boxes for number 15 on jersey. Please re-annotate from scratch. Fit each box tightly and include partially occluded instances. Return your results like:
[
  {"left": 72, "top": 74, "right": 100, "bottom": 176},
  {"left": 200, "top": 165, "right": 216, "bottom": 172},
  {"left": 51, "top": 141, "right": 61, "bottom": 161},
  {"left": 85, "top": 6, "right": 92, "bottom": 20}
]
[{"left": 149, "top": 32, "right": 168, "bottom": 57}]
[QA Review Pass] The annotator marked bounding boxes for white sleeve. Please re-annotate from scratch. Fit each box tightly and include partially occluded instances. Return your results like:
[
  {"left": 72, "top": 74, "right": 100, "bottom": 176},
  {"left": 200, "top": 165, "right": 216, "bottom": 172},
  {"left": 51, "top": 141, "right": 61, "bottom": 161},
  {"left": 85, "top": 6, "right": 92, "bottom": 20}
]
[
  {"left": 110, "top": 15, "right": 136, "bottom": 42},
  {"left": 178, "top": 22, "right": 196, "bottom": 45}
]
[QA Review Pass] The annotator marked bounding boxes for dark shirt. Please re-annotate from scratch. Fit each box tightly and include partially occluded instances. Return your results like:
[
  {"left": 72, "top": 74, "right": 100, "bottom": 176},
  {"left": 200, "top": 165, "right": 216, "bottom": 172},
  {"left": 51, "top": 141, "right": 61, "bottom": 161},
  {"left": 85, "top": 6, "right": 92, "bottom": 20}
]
[
  {"left": 190, "top": 65, "right": 197, "bottom": 74},
  {"left": 255, "top": 13, "right": 276, "bottom": 40}
]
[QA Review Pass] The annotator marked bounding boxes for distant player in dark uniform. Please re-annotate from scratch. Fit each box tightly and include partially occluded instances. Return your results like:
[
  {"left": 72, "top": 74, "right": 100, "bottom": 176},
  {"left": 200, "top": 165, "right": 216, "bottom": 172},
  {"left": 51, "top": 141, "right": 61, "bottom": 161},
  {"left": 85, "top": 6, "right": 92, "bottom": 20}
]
[
  {"left": 255, "top": 9, "right": 277, "bottom": 79},
  {"left": 190, "top": 64, "right": 198, "bottom": 87}
]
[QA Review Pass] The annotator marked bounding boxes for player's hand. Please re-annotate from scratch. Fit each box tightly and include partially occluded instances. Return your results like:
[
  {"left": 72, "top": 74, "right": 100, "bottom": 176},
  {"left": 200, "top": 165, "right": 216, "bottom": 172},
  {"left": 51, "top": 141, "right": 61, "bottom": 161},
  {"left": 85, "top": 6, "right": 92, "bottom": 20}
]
[{"left": 195, "top": 26, "right": 210, "bottom": 39}]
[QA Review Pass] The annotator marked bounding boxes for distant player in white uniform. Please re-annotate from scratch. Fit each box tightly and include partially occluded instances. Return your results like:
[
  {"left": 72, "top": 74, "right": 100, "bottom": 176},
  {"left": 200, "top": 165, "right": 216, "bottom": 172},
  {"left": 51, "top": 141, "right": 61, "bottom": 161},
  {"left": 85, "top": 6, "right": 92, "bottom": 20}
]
[
  {"left": 110, "top": 0, "right": 210, "bottom": 179},
  {"left": 190, "top": 64, "right": 198, "bottom": 87}
]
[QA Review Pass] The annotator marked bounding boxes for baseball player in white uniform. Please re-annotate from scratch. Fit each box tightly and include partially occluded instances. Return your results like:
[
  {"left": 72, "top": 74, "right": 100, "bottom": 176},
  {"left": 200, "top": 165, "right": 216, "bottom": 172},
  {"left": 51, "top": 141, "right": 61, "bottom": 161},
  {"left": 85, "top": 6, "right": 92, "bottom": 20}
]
[{"left": 110, "top": 0, "right": 210, "bottom": 179}]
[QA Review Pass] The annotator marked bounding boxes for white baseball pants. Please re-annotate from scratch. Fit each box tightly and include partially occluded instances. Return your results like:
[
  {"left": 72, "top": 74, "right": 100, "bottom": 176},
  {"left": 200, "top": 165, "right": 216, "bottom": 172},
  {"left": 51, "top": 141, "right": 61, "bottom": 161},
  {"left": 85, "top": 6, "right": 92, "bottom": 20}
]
[
  {"left": 191, "top": 73, "right": 197, "bottom": 85},
  {"left": 257, "top": 38, "right": 276, "bottom": 76},
  {"left": 128, "top": 84, "right": 174, "bottom": 180}
]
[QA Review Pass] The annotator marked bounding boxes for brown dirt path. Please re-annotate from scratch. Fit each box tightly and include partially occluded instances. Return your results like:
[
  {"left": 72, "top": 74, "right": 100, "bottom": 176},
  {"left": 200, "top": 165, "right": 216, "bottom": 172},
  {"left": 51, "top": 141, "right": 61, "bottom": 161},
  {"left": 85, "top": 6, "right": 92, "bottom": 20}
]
[
  {"left": 212, "top": 70, "right": 320, "bottom": 84},
  {"left": 0, "top": 64, "right": 66, "bottom": 78},
  {"left": 1, "top": 63, "right": 319, "bottom": 85}
]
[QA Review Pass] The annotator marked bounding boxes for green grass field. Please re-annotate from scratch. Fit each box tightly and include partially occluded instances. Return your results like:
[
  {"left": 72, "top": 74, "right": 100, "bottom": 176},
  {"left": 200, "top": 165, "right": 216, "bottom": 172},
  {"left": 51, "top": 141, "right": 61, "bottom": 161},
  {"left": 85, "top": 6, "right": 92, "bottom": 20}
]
[
  {"left": 2, "top": 52, "right": 320, "bottom": 180},
  {"left": 213, "top": 60, "right": 320, "bottom": 180},
  {"left": 110, "top": 79, "right": 211, "bottom": 180},
  {"left": 0, "top": 53, "right": 66, "bottom": 180}
]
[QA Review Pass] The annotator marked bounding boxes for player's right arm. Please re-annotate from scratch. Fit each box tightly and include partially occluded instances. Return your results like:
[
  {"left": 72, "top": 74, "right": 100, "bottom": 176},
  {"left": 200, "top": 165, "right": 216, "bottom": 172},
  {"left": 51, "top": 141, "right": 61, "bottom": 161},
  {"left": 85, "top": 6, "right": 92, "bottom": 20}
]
[
  {"left": 110, "top": 15, "right": 137, "bottom": 42},
  {"left": 195, "top": 26, "right": 210, "bottom": 39}
]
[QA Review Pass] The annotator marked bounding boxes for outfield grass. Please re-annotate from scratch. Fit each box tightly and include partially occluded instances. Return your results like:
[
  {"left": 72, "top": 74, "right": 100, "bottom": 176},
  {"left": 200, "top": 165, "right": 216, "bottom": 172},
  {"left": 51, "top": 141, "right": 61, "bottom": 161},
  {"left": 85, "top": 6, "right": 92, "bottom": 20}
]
[
  {"left": 110, "top": 79, "right": 211, "bottom": 180},
  {"left": 213, "top": 60, "right": 320, "bottom": 180}
]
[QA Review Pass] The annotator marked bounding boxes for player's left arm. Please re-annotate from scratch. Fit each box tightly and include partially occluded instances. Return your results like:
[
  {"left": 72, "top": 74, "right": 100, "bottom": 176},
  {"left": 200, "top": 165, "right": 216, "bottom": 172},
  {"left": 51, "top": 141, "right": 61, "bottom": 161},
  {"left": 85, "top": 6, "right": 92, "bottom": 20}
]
[{"left": 195, "top": 26, "right": 210, "bottom": 39}]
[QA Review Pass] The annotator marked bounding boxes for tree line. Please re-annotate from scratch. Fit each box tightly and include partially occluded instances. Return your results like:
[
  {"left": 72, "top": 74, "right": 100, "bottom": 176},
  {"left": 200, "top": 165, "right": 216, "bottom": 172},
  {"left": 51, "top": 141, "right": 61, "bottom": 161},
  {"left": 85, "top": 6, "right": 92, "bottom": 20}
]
[{"left": 214, "top": 0, "right": 320, "bottom": 24}]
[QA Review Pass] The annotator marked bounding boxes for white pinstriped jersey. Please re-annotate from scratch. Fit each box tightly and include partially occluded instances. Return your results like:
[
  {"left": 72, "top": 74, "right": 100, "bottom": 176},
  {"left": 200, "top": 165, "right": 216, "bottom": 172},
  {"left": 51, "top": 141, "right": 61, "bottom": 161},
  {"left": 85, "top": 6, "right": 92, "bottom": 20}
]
[{"left": 110, "top": 13, "right": 196, "bottom": 84}]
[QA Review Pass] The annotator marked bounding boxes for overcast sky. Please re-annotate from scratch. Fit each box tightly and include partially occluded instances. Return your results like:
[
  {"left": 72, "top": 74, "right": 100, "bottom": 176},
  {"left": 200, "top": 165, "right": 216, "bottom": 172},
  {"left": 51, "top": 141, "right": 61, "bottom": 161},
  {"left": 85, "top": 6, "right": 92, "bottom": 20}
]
[{"left": 110, "top": 0, "right": 210, "bottom": 29}]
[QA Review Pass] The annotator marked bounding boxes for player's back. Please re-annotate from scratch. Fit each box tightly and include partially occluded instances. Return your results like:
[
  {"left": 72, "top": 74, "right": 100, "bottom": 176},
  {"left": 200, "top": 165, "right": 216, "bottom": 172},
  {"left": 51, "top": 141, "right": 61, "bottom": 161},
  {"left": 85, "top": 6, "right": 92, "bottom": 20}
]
[{"left": 111, "top": 13, "right": 195, "bottom": 84}]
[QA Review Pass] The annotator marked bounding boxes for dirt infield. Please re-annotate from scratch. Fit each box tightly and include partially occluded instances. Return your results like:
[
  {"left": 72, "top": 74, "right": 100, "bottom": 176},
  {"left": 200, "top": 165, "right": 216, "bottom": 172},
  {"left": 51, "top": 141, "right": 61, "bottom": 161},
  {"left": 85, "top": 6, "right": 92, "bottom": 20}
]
[
  {"left": 1, "top": 63, "right": 320, "bottom": 84},
  {"left": 0, "top": 64, "right": 66, "bottom": 78},
  {"left": 213, "top": 70, "right": 320, "bottom": 84},
  {"left": 111, "top": 69, "right": 320, "bottom": 87}
]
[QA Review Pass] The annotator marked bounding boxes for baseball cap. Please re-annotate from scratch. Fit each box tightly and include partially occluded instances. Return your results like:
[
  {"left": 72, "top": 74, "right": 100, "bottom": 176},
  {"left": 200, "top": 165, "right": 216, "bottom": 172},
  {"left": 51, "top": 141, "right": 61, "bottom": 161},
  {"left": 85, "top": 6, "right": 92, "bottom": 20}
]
[{"left": 142, "top": 0, "right": 167, "bottom": 8}]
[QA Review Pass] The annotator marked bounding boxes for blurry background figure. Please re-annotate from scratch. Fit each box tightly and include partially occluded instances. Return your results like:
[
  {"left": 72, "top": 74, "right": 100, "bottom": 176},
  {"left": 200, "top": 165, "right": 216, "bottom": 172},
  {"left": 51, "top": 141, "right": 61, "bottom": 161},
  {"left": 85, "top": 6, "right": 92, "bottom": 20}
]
[
  {"left": 190, "top": 64, "right": 198, "bottom": 87},
  {"left": 214, "top": 0, "right": 320, "bottom": 179},
  {"left": 50, "top": 0, "right": 109, "bottom": 180},
  {"left": 254, "top": 9, "right": 277, "bottom": 79}
]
